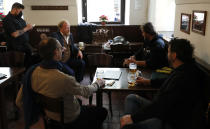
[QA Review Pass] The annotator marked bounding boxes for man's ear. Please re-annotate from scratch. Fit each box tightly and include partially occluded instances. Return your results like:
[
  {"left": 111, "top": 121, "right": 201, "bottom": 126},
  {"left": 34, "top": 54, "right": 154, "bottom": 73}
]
[
  {"left": 54, "top": 49, "right": 58, "bottom": 57},
  {"left": 171, "top": 52, "right": 176, "bottom": 61}
]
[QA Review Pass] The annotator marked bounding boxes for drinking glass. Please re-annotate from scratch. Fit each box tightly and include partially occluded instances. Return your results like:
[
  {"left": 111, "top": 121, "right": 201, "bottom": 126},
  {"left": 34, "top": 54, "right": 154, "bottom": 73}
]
[
  {"left": 127, "top": 72, "right": 136, "bottom": 87},
  {"left": 129, "top": 63, "right": 137, "bottom": 73},
  {"left": 79, "top": 42, "right": 84, "bottom": 50},
  {"left": 96, "top": 70, "right": 104, "bottom": 80}
]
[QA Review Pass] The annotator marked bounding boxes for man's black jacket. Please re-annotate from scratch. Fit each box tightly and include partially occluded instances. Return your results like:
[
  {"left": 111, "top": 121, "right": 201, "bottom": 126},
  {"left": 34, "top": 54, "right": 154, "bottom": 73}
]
[{"left": 131, "top": 61, "right": 208, "bottom": 129}]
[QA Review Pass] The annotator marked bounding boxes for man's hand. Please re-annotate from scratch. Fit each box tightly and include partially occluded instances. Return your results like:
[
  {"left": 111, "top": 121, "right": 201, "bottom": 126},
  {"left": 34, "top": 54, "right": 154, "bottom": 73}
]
[
  {"left": 77, "top": 50, "right": 83, "bottom": 59},
  {"left": 95, "top": 79, "right": 105, "bottom": 88},
  {"left": 0, "top": 42, "right": 6, "bottom": 46},
  {"left": 120, "top": 114, "right": 133, "bottom": 128},
  {"left": 123, "top": 57, "right": 136, "bottom": 67},
  {"left": 11, "top": 24, "right": 34, "bottom": 38},
  {"left": 136, "top": 77, "right": 151, "bottom": 86},
  {"left": 24, "top": 24, "right": 33, "bottom": 32},
  {"left": 130, "top": 56, "right": 135, "bottom": 60}
]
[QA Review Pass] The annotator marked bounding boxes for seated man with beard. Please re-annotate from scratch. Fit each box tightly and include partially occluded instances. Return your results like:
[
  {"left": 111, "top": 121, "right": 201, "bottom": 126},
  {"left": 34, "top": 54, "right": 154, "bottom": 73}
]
[
  {"left": 121, "top": 38, "right": 208, "bottom": 129},
  {"left": 51, "top": 20, "right": 85, "bottom": 82}
]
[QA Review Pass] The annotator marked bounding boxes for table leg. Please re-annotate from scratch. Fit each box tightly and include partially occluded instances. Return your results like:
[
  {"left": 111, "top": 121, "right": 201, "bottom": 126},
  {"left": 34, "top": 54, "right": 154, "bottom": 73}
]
[
  {"left": 0, "top": 87, "right": 8, "bottom": 129},
  {"left": 96, "top": 90, "right": 103, "bottom": 107}
]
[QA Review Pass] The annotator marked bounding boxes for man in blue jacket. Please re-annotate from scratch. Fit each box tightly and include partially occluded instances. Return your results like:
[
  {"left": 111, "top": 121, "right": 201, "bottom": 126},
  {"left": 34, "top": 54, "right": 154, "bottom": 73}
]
[
  {"left": 51, "top": 20, "right": 85, "bottom": 82},
  {"left": 124, "top": 22, "right": 168, "bottom": 70}
]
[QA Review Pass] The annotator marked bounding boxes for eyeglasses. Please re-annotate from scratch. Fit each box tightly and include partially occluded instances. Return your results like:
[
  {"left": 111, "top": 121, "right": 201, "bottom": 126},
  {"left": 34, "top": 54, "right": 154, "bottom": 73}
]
[{"left": 57, "top": 46, "right": 65, "bottom": 52}]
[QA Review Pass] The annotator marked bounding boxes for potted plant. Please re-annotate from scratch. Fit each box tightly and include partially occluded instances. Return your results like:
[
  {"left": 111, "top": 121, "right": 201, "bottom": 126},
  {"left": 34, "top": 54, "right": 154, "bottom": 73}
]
[
  {"left": 0, "top": 13, "right": 5, "bottom": 27},
  {"left": 99, "top": 15, "right": 108, "bottom": 25}
]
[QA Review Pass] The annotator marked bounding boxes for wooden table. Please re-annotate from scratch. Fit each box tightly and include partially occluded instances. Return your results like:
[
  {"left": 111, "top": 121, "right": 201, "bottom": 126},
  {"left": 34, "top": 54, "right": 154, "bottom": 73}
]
[
  {"left": 93, "top": 68, "right": 158, "bottom": 107},
  {"left": 0, "top": 67, "right": 25, "bottom": 129}
]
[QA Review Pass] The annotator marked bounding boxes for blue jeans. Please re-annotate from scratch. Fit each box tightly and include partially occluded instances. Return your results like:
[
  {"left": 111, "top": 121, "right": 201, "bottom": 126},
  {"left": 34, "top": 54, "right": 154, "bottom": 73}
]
[{"left": 123, "top": 94, "right": 172, "bottom": 129}]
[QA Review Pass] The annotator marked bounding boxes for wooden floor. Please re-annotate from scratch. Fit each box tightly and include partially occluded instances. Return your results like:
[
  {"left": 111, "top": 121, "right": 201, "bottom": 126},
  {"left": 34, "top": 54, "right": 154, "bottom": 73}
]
[{"left": 7, "top": 71, "right": 133, "bottom": 129}]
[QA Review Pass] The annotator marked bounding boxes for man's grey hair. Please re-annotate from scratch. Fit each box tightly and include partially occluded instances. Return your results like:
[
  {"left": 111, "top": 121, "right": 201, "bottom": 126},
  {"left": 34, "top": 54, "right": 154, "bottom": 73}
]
[{"left": 58, "top": 20, "right": 70, "bottom": 29}]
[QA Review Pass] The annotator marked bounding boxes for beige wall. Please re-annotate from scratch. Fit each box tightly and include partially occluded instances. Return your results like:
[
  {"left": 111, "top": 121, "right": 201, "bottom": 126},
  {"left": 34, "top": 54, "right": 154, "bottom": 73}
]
[
  {"left": 129, "top": 0, "right": 148, "bottom": 25},
  {"left": 22, "top": 0, "right": 78, "bottom": 25},
  {"left": 174, "top": 0, "right": 210, "bottom": 64},
  {"left": 148, "top": 0, "right": 175, "bottom": 31},
  {"left": 22, "top": 0, "right": 148, "bottom": 26}
]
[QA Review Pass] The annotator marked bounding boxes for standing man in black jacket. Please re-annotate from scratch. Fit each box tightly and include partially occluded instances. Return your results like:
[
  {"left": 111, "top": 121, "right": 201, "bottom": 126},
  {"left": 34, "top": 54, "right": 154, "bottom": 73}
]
[
  {"left": 124, "top": 22, "right": 168, "bottom": 70},
  {"left": 51, "top": 20, "right": 85, "bottom": 82},
  {"left": 3, "top": 2, "right": 34, "bottom": 67},
  {"left": 120, "top": 38, "right": 208, "bottom": 129}
]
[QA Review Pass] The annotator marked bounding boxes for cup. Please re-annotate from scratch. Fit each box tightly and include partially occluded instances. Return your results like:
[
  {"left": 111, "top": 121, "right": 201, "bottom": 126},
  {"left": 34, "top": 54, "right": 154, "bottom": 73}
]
[
  {"left": 96, "top": 70, "right": 104, "bottom": 80},
  {"left": 79, "top": 42, "right": 84, "bottom": 50},
  {"left": 129, "top": 63, "right": 137, "bottom": 73},
  {"left": 127, "top": 72, "right": 136, "bottom": 87}
]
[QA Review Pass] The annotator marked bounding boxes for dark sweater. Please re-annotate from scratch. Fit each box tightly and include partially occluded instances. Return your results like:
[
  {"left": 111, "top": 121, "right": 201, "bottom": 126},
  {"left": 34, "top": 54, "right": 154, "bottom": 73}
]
[
  {"left": 131, "top": 61, "right": 208, "bottom": 129},
  {"left": 135, "top": 35, "right": 168, "bottom": 70}
]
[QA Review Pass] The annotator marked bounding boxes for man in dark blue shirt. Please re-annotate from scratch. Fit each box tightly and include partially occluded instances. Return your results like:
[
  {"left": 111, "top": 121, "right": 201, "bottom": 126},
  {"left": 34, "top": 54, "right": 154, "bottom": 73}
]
[
  {"left": 3, "top": 2, "right": 33, "bottom": 67},
  {"left": 124, "top": 22, "right": 168, "bottom": 70}
]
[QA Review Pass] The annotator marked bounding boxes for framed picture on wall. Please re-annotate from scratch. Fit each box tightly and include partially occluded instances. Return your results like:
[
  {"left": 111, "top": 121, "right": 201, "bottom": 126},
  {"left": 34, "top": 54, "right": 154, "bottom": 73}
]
[
  {"left": 180, "top": 13, "right": 191, "bottom": 34},
  {"left": 192, "top": 10, "right": 207, "bottom": 35}
]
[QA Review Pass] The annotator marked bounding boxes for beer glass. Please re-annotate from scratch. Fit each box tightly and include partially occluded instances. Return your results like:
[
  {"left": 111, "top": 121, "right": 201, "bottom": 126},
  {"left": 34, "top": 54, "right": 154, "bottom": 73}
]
[
  {"left": 96, "top": 70, "right": 104, "bottom": 80},
  {"left": 128, "top": 63, "right": 137, "bottom": 87},
  {"left": 127, "top": 72, "right": 136, "bottom": 87},
  {"left": 129, "top": 63, "right": 137, "bottom": 73},
  {"left": 79, "top": 42, "right": 84, "bottom": 50}
]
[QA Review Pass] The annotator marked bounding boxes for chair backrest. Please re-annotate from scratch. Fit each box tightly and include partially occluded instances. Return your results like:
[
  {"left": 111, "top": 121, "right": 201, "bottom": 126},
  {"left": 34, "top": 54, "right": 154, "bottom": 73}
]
[
  {"left": 0, "top": 45, "right": 7, "bottom": 53},
  {"left": 84, "top": 44, "right": 102, "bottom": 54},
  {"left": 87, "top": 53, "right": 113, "bottom": 67},
  {"left": 0, "top": 51, "right": 25, "bottom": 67},
  {"left": 87, "top": 53, "right": 113, "bottom": 81},
  {"left": 110, "top": 44, "right": 129, "bottom": 53},
  {"left": 36, "top": 93, "right": 64, "bottom": 129}
]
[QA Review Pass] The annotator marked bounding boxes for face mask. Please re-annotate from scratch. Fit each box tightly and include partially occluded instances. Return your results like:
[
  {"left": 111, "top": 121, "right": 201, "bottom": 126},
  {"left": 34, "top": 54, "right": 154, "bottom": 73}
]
[{"left": 17, "top": 11, "right": 23, "bottom": 18}]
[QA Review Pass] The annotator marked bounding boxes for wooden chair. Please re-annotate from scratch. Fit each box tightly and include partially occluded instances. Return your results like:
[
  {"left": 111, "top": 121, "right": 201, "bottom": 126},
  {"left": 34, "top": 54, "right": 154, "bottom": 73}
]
[
  {"left": 87, "top": 53, "right": 113, "bottom": 116},
  {"left": 0, "top": 45, "right": 7, "bottom": 53},
  {"left": 109, "top": 44, "right": 131, "bottom": 67},
  {"left": 84, "top": 44, "right": 102, "bottom": 54},
  {"left": 36, "top": 93, "right": 64, "bottom": 129}
]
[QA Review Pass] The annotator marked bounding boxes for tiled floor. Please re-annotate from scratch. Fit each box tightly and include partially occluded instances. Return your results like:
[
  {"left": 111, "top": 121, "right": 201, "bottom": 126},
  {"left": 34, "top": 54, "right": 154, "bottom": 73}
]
[{"left": 8, "top": 71, "right": 132, "bottom": 129}]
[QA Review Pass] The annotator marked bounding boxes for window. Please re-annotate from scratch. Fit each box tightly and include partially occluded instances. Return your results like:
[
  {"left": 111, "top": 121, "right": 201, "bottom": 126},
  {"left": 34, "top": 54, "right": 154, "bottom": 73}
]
[
  {"left": 82, "top": 0, "right": 125, "bottom": 24},
  {"left": 0, "top": 0, "right": 3, "bottom": 13},
  {"left": 2, "top": 0, "right": 22, "bottom": 15}
]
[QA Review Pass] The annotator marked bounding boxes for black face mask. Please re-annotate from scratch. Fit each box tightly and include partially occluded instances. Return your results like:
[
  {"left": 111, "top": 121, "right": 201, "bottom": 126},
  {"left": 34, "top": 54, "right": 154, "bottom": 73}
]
[{"left": 17, "top": 11, "right": 23, "bottom": 18}]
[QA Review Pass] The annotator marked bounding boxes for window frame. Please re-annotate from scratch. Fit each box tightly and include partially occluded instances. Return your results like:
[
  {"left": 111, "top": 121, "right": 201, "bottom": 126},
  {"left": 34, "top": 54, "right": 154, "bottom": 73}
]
[{"left": 82, "top": 0, "right": 125, "bottom": 24}]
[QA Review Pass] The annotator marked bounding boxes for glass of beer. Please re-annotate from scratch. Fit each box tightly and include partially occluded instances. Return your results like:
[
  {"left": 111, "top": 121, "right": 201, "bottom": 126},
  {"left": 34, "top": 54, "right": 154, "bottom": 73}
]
[
  {"left": 127, "top": 63, "right": 137, "bottom": 87},
  {"left": 127, "top": 72, "right": 136, "bottom": 87},
  {"left": 129, "top": 63, "right": 137, "bottom": 73},
  {"left": 79, "top": 42, "right": 84, "bottom": 50},
  {"left": 96, "top": 70, "right": 104, "bottom": 80}
]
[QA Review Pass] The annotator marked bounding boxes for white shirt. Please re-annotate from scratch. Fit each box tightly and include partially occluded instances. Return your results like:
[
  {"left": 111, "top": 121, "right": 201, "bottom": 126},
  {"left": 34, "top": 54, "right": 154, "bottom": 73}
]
[{"left": 60, "top": 32, "right": 70, "bottom": 45}]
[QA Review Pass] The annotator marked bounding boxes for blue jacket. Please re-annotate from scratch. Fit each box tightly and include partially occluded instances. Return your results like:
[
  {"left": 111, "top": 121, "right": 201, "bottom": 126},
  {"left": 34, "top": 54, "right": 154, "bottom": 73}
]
[
  {"left": 135, "top": 34, "right": 168, "bottom": 70},
  {"left": 51, "top": 32, "right": 79, "bottom": 59},
  {"left": 22, "top": 64, "right": 40, "bottom": 129}
]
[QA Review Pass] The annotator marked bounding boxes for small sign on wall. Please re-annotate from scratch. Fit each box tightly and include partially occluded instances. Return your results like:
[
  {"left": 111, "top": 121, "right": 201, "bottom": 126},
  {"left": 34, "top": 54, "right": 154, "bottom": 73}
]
[{"left": 31, "top": 6, "right": 68, "bottom": 10}]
